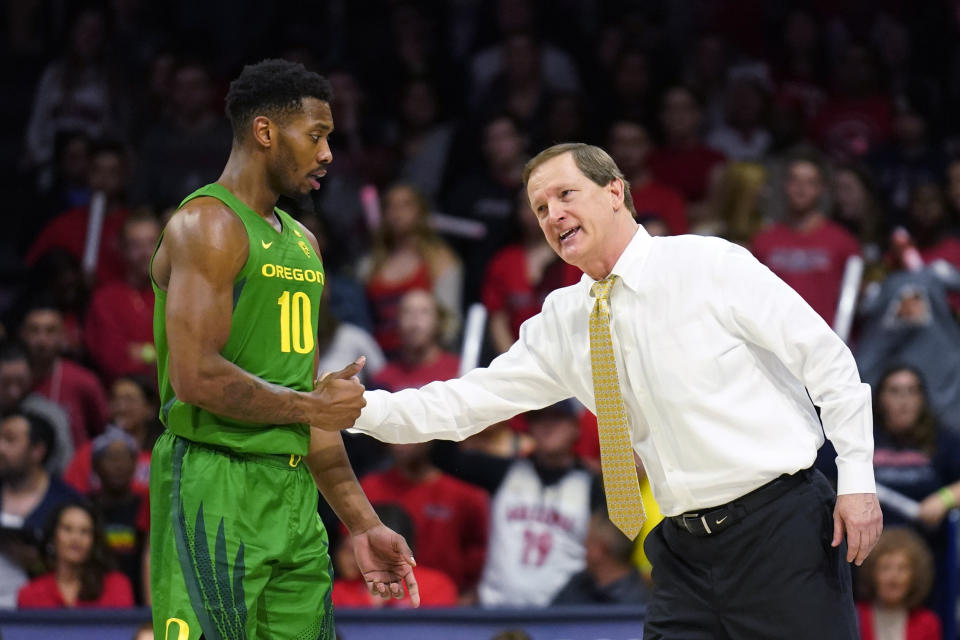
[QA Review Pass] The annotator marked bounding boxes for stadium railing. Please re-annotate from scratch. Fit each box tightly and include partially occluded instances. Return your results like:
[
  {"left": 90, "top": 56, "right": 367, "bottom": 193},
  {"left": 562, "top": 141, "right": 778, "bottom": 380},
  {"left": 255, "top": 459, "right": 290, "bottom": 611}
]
[{"left": 0, "top": 604, "right": 647, "bottom": 640}]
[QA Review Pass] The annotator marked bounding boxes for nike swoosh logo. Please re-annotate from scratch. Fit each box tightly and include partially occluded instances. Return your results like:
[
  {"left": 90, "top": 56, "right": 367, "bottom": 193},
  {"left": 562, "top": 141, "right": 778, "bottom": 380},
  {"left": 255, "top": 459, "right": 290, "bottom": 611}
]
[
  {"left": 715, "top": 516, "right": 728, "bottom": 525},
  {"left": 261, "top": 240, "right": 273, "bottom": 249}
]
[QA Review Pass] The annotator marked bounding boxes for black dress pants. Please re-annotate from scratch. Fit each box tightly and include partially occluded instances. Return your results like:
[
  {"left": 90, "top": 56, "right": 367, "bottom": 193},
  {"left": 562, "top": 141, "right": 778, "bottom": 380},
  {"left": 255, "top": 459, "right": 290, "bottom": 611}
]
[{"left": 642, "top": 469, "right": 858, "bottom": 639}]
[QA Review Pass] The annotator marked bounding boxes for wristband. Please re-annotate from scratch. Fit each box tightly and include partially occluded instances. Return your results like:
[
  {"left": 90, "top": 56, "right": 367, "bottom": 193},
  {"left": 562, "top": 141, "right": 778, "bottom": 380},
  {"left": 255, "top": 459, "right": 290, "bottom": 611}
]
[{"left": 937, "top": 487, "right": 956, "bottom": 509}]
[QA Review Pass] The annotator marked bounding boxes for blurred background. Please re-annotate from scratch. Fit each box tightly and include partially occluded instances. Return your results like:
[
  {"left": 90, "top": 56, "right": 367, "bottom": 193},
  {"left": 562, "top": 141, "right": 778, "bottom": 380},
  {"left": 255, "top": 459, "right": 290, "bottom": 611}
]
[{"left": 2, "top": 0, "right": 960, "bottom": 638}]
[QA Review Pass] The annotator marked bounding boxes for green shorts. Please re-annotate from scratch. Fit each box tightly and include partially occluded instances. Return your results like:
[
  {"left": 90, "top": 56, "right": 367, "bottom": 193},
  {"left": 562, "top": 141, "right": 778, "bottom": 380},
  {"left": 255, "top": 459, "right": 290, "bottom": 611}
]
[{"left": 150, "top": 431, "right": 334, "bottom": 640}]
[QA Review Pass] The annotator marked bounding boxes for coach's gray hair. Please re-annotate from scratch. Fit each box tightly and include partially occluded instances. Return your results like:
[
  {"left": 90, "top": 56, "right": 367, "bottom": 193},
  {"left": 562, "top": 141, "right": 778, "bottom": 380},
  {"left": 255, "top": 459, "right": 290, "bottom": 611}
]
[{"left": 522, "top": 143, "right": 636, "bottom": 216}]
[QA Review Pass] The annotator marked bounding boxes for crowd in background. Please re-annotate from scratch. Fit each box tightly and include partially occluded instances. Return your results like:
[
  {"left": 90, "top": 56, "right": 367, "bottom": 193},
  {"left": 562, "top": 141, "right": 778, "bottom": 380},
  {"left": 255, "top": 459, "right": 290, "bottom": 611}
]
[{"left": 1, "top": 0, "right": 960, "bottom": 636}]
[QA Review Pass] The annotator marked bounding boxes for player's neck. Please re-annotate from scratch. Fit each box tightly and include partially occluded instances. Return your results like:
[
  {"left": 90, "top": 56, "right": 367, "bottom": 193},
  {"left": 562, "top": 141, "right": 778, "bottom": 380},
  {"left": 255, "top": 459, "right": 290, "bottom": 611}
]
[{"left": 218, "top": 151, "right": 280, "bottom": 219}]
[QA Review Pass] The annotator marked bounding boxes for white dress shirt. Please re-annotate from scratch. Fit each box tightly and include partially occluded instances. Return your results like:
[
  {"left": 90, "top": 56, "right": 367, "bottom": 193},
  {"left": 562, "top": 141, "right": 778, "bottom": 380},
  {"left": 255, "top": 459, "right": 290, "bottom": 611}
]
[{"left": 352, "top": 226, "right": 876, "bottom": 516}]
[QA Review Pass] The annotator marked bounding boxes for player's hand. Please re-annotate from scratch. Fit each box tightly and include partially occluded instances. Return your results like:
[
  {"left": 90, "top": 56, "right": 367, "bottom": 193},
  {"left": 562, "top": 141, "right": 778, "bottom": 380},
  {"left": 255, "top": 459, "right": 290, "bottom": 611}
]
[
  {"left": 352, "top": 524, "right": 419, "bottom": 607},
  {"left": 832, "top": 492, "right": 883, "bottom": 566},
  {"left": 309, "top": 357, "right": 367, "bottom": 431}
]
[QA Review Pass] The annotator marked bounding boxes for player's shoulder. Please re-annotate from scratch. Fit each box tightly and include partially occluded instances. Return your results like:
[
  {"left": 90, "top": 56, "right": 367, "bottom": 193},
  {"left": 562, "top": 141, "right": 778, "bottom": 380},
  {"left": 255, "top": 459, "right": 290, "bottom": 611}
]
[{"left": 166, "top": 196, "right": 247, "bottom": 248}]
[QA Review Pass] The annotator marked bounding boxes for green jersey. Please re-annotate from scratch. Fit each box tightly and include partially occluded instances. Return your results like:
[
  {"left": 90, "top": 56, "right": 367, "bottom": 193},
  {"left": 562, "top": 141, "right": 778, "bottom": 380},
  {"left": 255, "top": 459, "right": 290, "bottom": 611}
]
[{"left": 152, "top": 183, "right": 324, "bottom": 456}]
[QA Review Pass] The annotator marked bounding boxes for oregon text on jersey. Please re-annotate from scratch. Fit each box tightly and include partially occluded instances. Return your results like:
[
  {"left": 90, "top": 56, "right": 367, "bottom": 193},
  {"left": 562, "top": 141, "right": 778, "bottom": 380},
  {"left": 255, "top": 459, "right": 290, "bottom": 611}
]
[{"left": 260, "top": 263, "right": 325, "bottom": 284}]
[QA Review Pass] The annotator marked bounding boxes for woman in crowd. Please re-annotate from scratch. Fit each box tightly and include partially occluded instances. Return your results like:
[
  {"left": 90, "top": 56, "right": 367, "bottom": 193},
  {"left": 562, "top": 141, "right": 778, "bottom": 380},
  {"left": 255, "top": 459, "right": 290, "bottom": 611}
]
[
  {"left": 18, "top": 501, "right": 134, "bottom": 608},
  {"left": 856, "top": 527, "right": 941, "bottom": 640},
  {"left": 361, "top": 183, "right": 462, "bottom": 356},
  {"left": 64, "top": 375, "right": 158, "bottom": 494},
  {"left": 872, "top": 365, "right": 960, "bottom": 529}
]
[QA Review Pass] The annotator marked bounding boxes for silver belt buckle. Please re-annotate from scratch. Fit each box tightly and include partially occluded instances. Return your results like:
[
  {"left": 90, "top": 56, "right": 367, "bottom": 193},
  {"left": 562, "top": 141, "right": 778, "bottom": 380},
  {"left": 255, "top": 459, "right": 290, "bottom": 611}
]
[{"left": 681, "top": 513, "right": 700, "bottom": 534}]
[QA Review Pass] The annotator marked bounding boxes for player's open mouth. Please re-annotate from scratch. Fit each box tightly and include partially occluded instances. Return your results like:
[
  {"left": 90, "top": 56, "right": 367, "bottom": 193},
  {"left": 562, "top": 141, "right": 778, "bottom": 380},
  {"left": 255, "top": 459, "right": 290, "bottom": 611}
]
[
  {"left": 559, "top": 227, "right": 580, "bottom": 243},
  {"left": 308, "top": 170, "right": 326, "bottom": 189}
]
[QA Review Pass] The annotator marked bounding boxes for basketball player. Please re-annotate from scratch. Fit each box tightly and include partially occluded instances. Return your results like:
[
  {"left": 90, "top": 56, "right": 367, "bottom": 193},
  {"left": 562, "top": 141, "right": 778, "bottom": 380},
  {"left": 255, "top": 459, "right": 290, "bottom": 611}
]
[{"left": 148, "top": 59, "right": 417, "bottom": 640}]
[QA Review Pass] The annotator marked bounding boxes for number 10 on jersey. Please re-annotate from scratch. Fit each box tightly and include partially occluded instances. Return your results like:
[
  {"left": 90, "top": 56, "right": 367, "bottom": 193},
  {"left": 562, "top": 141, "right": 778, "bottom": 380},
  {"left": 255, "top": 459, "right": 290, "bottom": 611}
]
[{"left": 277, "top": 290, "right": 314, "bottom": 354}]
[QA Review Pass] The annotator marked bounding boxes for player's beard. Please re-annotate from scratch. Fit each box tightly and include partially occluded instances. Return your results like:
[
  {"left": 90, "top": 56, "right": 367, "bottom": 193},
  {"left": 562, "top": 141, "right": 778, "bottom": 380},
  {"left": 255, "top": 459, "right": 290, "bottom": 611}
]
[{"left": 270, "top": 133, "right": 303, "bottom": 198}]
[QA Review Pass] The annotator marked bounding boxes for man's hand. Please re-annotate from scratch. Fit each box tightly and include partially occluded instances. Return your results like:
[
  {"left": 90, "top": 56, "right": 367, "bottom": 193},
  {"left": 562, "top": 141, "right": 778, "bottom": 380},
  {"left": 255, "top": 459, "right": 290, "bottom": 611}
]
[
  {"left": 309, "top": 357, "right": 367, "bottom": 431},
  {"left": 352, "top": 523, "right": 420, "bottom": 607},
  {"left": 832, "top": 492, "right": 883, "bottom": 566}
]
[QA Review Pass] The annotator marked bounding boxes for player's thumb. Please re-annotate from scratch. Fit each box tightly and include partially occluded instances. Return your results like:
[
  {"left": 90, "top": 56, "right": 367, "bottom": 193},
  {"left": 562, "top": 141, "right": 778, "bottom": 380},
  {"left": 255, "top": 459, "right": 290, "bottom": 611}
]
[{"left": 332, "top": 356, "right": 366, "bottom": 380}]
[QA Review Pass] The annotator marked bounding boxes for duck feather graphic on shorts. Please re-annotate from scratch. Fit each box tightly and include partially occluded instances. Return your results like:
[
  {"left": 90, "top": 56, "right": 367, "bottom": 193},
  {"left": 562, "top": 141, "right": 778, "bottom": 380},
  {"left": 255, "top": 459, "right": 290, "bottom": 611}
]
[{"left": 186, "top": 502, "right": 248, "bottom": 639}]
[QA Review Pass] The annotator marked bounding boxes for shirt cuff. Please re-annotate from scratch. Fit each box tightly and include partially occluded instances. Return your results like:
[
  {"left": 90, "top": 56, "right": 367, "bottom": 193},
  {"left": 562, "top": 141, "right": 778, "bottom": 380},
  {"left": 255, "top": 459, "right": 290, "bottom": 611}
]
[
  {"left": 348, "top": 389, "right": 387, "bottom": 435},
  {"left": 836, "top": 460, "right": 877, "bottom": 495}
]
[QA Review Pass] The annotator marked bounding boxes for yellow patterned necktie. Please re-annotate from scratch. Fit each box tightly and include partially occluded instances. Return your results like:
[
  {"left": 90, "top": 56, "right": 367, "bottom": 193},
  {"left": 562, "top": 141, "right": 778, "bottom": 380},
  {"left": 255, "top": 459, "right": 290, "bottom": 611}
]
[{"left": 589, "top": 275, "right": 645, "bottom": 540}]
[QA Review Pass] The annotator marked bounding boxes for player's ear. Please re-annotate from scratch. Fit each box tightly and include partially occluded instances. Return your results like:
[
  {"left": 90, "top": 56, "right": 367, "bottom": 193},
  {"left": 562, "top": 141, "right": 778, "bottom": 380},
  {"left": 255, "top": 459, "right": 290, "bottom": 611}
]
[{"left": 252, "top": 116, "right": 273, "bottom": 149}]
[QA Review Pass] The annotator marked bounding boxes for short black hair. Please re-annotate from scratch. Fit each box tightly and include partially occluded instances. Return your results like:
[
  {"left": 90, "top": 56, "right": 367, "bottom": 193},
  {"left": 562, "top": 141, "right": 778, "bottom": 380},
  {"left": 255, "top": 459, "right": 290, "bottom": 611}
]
[
  {"left": 225, "top": 59, "right": 333, "bottom": 141},
  {"left": 2, "top": 411, "right": 56, "bottom": 465},
  {"left": 0, "top": 342, "right": 28, "bottom": 366}
]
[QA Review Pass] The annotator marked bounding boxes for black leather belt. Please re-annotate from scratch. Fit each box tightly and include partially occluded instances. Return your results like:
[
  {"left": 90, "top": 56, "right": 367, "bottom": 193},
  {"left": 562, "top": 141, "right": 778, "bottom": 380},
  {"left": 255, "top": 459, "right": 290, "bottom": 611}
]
[{"left": 669, "top": 468, "right": 812, "bottom": 537}]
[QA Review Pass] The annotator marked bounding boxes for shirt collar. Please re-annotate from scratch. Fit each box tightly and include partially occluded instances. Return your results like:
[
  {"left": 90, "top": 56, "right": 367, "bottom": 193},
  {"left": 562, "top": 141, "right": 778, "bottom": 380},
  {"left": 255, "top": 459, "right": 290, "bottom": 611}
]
[{"left": 581, "top": 225, "right": 652, "bottom": 294}]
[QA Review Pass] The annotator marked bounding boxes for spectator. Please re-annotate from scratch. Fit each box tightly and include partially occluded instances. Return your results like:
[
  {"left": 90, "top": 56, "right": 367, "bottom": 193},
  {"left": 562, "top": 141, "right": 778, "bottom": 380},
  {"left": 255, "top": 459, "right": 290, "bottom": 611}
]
[
  {"left": 371, "top": 289, "right": 460, "bottom": 391},
  {"left": 468, "top": 1, "right": 579, "bottom": 105},
  {"left": 395, "top": 78, "right": 455, "bottom": 202},
  {"left": 332, "top": 503, "right": 457, "bottom": 608},
  {"left": 17, "top": 501, "right": 134, "bottom": 608},
  {"left": 682, "top": 34, "right": 731, "bottom": 132},
  {"left": 868, "top": 93, "right": 947, "bottom": 223},
  {"left": 362, "top": 186, "right": 462, "bottom": 356},
  {"left": 752, "top": 153, "right": 860, "bottom": 325},
  {"left": 648, "top": 86, "right": 727, "bottom": 227},
  {"left": 295, "top": 210, "right": 374, "bottom": 332},
  {"left": 17, "top": 249, "right": 89, "bottom": 357},
  {"left": 361, "top": 442, "right": 489, "bottom": 599},
  {"left": 552, "top": 511, "right": 651, "bottom": 605},
  {"left": 811, "top": 42, "right": 893, "bottom": 161},
  {"left": 316, "top": 290, "right": 386, "bottom": 387},
  {"left": 906, "top": 182, "right": 960, "bottom": 271},
  {"left": 473, "top": 31, "right": 556, "bottom": 129},
  {"left": 26, "top": 140, "right": 132, "bottom": 285},
  {"left": 855, "top": 270, "right": 960, "bottom": 423},
  {"left": 131, "top": 59, "right": 232, "bottom": 211},
  {"left": 483, "top": 191, "right": 581, "bottom": 356},
  {"left": 869, "top": 366, "right": 960, "bottom": 528},
  {"left": 831, "top": 162, "right": 887, "bottom": 268},
  {"left": 770, "top": 7, "right": 828, "bottom": 124},
  {"left": 84, "top": 211, "right": 160, "bottom": 382},
  {"left": 88, "top": 428, "right": 148, "bottom": 603},
  {"left": 24, "top": 9, "right": 126, "bottom": 181},
  {"left": 0, "top": 412, "right": 80, "bottom": 608},
  {"left": 21, "top": 130, "right": 92, "bottom": 250},
  {"left": 599, "top": 48, "right": 657, "bottom": 129},
  {"left": 606, "top": 120, "right": 687, "bottom": 235},
  {"left": 64, "top": 375, "right": 158, "bottom": 495},
  {"left": 443, "top": 114, "right": 528, "bottom": 305},
  {"left": 706, "top": 65, "right": 773, "bottom": 162},
  {"left": 856, "top": 527, "right": 942, "bottom": 640},
  {"left": 0, "top": 343, "right": 73, "bottom": 474},
  {"left": 862, "top": 364, "right": 960, "bottom": 626},
  {"left": 431, "top": 401, "right": 604, "bottom": 607},
  {"left": 19, "top": 301, "right": 109, "bottom": 447},
  {"left": 533, "top": 91, "right": 591, "bottom": 154}
]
